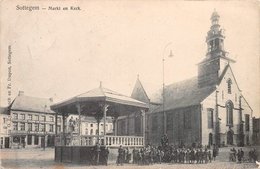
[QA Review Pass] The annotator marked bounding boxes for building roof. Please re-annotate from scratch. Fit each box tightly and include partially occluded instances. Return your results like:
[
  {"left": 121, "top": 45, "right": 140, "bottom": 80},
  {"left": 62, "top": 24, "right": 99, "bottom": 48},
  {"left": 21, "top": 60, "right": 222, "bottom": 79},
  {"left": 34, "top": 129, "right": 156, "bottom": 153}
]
[
  {"left": 10, "top": 95, "right": 55, "bottom": 114},
  {"left": 51, "top": 85, "right": 148, "bottom": 110},
  {"left": 131, "top": 77, "right": 150, "bottom": 104},
  {"left": 138, "top": 77, "right": 216, "bottom": 113},
  {"left": 162, "top": 77, "right": 216, "bottom": 111},
  {"left": 67, "top": 115, "right": 113, "bottom": 123},
  {"left": 81, "top": 116, "right": 113, "bottom": 123},
  {"left": 0, "top": 107, "right": 9, "bottom": 115}
]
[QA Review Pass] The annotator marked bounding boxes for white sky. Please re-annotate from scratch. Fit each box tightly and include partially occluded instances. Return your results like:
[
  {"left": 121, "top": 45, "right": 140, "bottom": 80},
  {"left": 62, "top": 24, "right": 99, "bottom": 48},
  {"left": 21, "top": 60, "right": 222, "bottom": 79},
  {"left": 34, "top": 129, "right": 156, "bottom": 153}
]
[{"left": 0, "top": 0, "right": 259, "bottom": 117}]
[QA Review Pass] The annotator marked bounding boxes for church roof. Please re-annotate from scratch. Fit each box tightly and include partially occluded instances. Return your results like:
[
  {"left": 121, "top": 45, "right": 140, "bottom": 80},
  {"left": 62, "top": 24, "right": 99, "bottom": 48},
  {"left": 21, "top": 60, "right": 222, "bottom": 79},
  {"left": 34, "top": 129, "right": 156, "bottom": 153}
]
[
  {"left": 161, "top": 77, "right": 216, "bottom": 111},
  {"left": 136, "top": 77, "right": 216, "bottom": 113},
  {"left": 10, "top": 95, "right": 55, "bottom": 114}
]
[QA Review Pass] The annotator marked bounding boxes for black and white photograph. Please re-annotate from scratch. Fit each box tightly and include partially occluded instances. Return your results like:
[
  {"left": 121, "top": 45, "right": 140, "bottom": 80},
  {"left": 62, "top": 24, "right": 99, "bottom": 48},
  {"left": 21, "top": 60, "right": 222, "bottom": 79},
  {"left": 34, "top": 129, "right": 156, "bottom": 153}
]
[{"left": 0, "top": 0, "right": 259, "bottom": 168}]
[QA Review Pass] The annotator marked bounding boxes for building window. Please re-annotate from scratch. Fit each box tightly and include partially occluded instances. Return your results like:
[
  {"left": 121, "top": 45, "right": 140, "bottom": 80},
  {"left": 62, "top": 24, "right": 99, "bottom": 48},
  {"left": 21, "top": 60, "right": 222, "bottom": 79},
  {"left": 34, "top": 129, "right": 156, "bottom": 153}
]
[
  {"left": 226, "top": 101, "right": 234, "bottom": 126},
  {"left": 28, "top": 114, "right": 32, "bottom": 120},
  {"left": 245, "top": 114, "right": 250, "bottom": 131},
  {"left": 166, "top": 114, "right": 173, "bottom": 130},
  {"left": 35, "top": 124, "right": 39, "bottom": 131},
  {"left": 151, "top": 116, "right": 158, "bottom": 131},
  {"left": 57, "top": 125, "right": 61, "bottom": 132},
  {"left": 207, "top": 108, "right": 214, "bottom": 129},
  {"left": 90, "top": 123, "right": 93, "bottom": 127},
  {"left": 13, "top": 136, "right": 20, "bottom": 143},
  {"left": 41, "top": 116, "right": 46, "bottom": 122},
  {"left": 49, "top": 116, "right": 54, "bottom": 122},
  {"left": 57, "top": 117, "right": 61, "bottom": 123},
  {"left": 20, "top": 123, "right": 25, "bottom": 131},
  {"left": 28, "top": 123, "right": 32, "bottom": 131},
  {"left": 35, "top": 115, "right": 39, "bottom": 121},
  {"left": 13, "top": 122, "right": 18, "bottom": 130},
  {"left": 13, "top": 113, "right": 18, "bottom": 119},
  {"left": 34, "top": 136, "right": 39, "bottom": 145},
  {"left": 135, "top": 115, "right": 141, "bottom": 134},
  {"left": 49, "top": 124, "right": 54, "bottom": 132},
  {"left": 85, "top": 128, "right": 88, "bottom": 135},
  {"left": 90, "top": 129, "right": 93, "bottom": 135},
  {"left": 40, "top": 124, "right": 45, "bottom": 132},
  {"left": 184, "top": 111, "right": 191, "bottom": 129},
  {"left": 20, "top": 114, "right": 25, "bottom": 120},
  {"left": 227, "top": 79, "right": 232, "bottom": 94}
]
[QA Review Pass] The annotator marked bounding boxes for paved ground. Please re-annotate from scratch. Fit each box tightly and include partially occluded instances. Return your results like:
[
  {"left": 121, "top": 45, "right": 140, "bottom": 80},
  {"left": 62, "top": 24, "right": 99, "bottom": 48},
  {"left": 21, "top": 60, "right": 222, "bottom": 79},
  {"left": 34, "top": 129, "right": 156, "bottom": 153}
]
[{"left": 0, "top": 147, "right": 259, "bottom": 169}]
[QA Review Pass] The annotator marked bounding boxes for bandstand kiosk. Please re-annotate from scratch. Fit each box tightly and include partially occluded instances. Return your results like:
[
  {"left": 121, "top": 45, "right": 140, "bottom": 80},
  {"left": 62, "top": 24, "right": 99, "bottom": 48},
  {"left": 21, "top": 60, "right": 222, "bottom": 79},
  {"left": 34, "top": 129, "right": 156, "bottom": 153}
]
[{"left": 50, "top": 83, "right": 148, "bottom": 164}]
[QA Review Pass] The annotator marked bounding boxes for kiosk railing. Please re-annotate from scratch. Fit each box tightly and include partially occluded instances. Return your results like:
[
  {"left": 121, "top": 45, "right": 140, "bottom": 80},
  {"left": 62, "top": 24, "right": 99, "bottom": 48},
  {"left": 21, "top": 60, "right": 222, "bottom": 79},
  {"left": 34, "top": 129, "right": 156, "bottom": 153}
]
[{"left": 55, "top": 134, "right": 144, "bottom": 147}]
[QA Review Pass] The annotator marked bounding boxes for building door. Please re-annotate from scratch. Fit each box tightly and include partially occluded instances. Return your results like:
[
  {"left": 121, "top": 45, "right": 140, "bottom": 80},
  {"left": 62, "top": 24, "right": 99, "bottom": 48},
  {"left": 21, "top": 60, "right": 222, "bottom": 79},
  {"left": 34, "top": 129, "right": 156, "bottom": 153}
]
[
  {"left": 41, "top": 136, "right": 45, "bottom": 148},
  {"left": 4, "top": 137, "right": 9, "bottom": 148},
  {"left": 21, "top": 136, "right": 26, "bottom": 148},
  {"left": 47, "top": 135, "right": 55, "bottom": 147},
  {"left": 208, "top": 133, "right": 213, "bottom": 146},
  {"left": 227, "top": 130, "right": 233, "bottom": 145}
]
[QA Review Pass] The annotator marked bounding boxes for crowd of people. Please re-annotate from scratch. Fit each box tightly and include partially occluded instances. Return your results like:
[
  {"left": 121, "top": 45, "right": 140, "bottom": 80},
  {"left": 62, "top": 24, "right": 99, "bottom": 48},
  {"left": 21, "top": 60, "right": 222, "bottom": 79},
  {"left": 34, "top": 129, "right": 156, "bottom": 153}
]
[
  {"left": 116, "top": 134, "right": 219, "bottom": 165},
  {"left": 130, "top": 145, "right": 217, "bottom": 165},
  {"left": 116, "top": 134, "right": 258, "bottom": 166},
  {"left": 229, "top": 147, "right": 258, "bottom": 163}
]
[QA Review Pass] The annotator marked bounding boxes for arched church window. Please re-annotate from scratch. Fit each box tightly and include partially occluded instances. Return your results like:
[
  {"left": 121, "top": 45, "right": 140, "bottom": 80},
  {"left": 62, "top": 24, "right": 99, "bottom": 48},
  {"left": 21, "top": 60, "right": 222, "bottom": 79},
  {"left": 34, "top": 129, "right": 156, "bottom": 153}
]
[
  {"left": 227, "top": 79, "right": 232, "bottom": 94},
  {"left": 226, "top": 101, "right": 233, "bottom": 126}
]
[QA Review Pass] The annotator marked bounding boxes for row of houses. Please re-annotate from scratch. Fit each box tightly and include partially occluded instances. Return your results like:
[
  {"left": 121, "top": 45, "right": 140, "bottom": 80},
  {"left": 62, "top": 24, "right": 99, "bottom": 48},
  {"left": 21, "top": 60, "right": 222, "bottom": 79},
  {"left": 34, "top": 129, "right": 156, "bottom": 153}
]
[
  {"left": 0, "top": 11, "right": 259, "bottom": 149},
  {"left": 0, "top": 91, "right": 113, "bottom": 148}
]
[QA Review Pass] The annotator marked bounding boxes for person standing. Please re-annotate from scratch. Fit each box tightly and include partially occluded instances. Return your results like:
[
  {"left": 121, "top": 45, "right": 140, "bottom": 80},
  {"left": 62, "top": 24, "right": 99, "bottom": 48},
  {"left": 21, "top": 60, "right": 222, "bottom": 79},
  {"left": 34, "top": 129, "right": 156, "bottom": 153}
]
[
  {"left": 104, "top": 147, "right": 109, "bottom": 166},
  {"left": 204, "top": 149, "right": 208, "bottom": 163},
  {"left": 213, "top": 147, "right": 217, "bottom": 161},
  {"left": 117, "top": 145, "right": 124, "bottom": 165},
  {"left": 240, "top": 148, "right": 244, "bottom": 162},
  {"left": 208, "top": 150, "right": 212, "bottom": 163},
  {"left": 237, "top": 149, "right": 241, "bottom": 163},
  {"left": 95, "top": 143, "right": 101, "bottom": 165},
  {"left": 132, "top": 147, "right": 137, "bottom": 164}
]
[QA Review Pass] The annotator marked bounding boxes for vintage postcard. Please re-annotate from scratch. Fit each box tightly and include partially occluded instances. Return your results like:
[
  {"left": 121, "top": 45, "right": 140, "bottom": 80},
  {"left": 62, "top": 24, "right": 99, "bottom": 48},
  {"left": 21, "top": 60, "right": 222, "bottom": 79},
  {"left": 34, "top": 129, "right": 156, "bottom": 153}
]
[{"left": 0, "top": 0, "right": 259, "bottom": 168}]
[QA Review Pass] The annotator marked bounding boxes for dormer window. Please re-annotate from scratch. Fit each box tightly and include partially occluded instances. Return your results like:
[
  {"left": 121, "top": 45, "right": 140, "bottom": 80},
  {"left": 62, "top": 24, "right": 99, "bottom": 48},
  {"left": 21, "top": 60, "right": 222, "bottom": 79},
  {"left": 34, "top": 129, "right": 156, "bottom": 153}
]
[{"left": 227, "top": 78, "right": 232, "bottom": 94}]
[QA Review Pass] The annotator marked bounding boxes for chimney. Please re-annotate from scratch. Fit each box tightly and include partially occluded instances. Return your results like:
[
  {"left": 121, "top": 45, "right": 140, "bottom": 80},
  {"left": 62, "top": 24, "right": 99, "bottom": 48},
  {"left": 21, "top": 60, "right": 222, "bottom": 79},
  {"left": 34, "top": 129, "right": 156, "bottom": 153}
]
[
  {"left": 49, "top": 98, "right": 53, "bottom": 102},
  {"left": 18, "top": 91, "right": 24, "bottom": 96}
]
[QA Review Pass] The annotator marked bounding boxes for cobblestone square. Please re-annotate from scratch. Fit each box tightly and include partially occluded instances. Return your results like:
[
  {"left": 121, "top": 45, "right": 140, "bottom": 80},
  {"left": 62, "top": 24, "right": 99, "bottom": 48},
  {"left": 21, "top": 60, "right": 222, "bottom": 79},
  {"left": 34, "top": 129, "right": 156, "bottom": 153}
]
[{"left": 0, "top": 147, "right": 259, "bottom": 169}]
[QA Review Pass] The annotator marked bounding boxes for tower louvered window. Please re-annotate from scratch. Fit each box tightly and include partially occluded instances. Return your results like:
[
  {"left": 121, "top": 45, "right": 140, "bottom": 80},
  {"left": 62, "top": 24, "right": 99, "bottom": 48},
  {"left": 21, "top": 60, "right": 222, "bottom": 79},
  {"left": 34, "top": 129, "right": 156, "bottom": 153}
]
[{"left": 227, "top": 79, "right": 232, "bottom": 94}]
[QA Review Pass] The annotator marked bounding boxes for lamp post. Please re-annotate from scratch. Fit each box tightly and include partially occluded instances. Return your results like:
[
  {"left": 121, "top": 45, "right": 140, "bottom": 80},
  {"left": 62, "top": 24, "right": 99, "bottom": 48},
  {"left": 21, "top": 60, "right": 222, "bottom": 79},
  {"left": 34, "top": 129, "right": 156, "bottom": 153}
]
[{"left": 162, "top": 42, "right": 174, "bottom": 135}]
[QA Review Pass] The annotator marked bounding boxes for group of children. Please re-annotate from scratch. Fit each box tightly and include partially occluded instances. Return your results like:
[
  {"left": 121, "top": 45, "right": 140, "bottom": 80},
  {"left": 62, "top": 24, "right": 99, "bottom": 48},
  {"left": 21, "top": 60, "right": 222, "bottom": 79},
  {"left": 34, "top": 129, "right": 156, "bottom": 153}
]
[{"left": 130, "top": 144, "right": 218, "bottom": 165}]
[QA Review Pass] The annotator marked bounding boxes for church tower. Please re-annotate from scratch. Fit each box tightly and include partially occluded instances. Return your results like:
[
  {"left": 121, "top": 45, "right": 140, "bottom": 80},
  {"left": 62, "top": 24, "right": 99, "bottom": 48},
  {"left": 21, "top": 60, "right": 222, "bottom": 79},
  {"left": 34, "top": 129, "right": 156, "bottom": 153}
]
[{"left": 198, "top": 10, "right": 235, "bottom": 88}]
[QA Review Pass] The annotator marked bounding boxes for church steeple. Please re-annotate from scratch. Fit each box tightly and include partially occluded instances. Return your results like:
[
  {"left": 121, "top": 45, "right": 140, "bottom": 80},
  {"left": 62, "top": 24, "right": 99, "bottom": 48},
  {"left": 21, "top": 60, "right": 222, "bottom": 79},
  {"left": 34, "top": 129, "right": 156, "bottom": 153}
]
[
  {"left": 198, "top": 10, "right": 235, "bottom": 88},
  {"left": 206, "top": 10, "right": 226, "bottom": 58}
]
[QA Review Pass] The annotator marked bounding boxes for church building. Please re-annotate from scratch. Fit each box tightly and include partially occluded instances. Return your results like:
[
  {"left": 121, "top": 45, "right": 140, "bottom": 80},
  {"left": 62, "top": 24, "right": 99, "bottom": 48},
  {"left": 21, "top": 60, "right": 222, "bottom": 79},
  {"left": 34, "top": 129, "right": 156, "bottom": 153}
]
[{"left": 131, "top": 11, "right": 253, "bottom": 147}]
